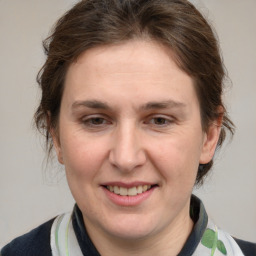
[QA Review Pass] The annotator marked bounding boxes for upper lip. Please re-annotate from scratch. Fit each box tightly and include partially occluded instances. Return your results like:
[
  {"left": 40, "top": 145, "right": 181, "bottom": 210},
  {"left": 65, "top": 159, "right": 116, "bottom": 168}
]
[{"left": 101, "top": 181, "right": 157, "bottom": 188}]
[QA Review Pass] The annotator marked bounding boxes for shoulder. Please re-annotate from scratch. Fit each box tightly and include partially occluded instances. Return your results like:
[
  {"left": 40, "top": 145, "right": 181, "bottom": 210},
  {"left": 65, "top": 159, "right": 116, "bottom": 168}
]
[
  {"left": 1, "top": 217, "right": 55, "bottom": 256},
  {"left": 234, "top": 237, "right": 256, "bottom": 256}
]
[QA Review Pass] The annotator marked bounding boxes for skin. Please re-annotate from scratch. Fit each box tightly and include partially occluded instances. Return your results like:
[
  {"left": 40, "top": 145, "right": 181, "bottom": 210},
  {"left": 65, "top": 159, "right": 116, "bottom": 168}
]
[{"left": 52, "top": 40, "right": 221, "bottom": 256}]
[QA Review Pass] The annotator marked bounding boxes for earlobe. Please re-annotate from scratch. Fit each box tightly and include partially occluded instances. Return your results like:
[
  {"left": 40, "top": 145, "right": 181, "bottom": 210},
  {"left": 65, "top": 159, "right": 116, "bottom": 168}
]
[{"left": 199, "top": 116, "right": 223, "bottom": 164}]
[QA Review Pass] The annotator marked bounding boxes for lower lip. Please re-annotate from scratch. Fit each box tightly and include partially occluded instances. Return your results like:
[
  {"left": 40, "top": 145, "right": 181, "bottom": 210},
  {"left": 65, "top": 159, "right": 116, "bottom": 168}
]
[{"left": 102, "top": 186, "right": 156, "bottom": 207}]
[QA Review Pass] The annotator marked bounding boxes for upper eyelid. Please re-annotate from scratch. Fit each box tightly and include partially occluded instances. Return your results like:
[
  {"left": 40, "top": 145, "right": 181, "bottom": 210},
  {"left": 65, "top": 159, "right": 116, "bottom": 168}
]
[
  {"left": 80, "top": 113, "right": 174, "bottom": 120},
  {"left": 144, "top": 115, "right": 175, "bottom": 125},
  {"left": 81, "top": 115, "right": 110, "bottom": 123},
  {"left": 149, "top": 117, "right": 173, "bottom": 123},
  {"left": 81, "top": 117, "right": 112, "bottom": 128},
  {"left": 81, "top": 113, "right": 109, "bottom": 120},
  {"left": 146, "top": 113, "right": 174, "bottom": 120}
]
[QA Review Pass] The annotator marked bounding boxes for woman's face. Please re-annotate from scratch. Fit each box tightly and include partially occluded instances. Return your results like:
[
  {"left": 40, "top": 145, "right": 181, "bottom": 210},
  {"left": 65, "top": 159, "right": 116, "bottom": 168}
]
[{"left": 54, "top": 40, "right": 219, "bottom": 241}]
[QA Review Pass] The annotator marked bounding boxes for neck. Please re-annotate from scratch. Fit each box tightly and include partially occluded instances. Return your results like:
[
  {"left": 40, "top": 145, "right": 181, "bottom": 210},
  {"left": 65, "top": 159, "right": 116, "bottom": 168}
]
[{"left": 84, "top": 210, "right": 194, "bottom": 256}]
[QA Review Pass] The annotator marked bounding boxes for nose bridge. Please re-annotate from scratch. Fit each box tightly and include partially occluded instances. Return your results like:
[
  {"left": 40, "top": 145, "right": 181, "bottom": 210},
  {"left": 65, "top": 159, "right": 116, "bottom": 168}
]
[{"left": 109, "top": 121, "right": 146, "bottom": 172}]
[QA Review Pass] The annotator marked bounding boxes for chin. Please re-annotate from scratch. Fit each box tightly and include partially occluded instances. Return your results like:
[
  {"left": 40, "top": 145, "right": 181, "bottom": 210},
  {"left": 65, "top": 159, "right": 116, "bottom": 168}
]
[
  {"left": 108, "top": 226, "right": 155, "bottom": 241},
  {"left": 101, "top": 214, "right": 160, "bottom": 240}
]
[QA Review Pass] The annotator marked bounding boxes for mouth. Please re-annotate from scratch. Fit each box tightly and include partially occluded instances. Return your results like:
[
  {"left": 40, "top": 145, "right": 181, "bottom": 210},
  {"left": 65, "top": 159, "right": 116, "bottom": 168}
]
[{"left": 104, "top": 184, "right": 157, "bottom": 196}]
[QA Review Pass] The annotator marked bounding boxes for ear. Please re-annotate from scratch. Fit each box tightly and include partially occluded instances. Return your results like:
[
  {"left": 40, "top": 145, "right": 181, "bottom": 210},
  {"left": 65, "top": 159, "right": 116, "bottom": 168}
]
[
  {"left": 50, "top": 128, "right": 64, "bottom": 165},
  {"left": 47, "top": 113, "right": 64, "bottom": 165},
  {"left": 199, "top": 113, "right": 223, "bottom": 164}
]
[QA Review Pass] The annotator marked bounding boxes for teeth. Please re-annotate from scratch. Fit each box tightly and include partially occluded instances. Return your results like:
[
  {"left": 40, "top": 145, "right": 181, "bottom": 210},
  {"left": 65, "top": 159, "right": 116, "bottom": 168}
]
[
  {"left": 137, "top": 185, "right": 143, "bottom": 194},
  {"left": 114, "top": 186, "right": 119, "bottom": 194},
  {"left": 106, "top": 185, "right": 152, "bottom": 196},
  {"left": 107, "top": 186, "right": 114, "bottom": 192},
  {"left": 120, "top": 187, "right": 128, "bottom": 196},
  {"left": 143, "top": 185, "right": 148, "bottom": 192},
  {"left": 128, "top": 187, "right": 137, "bottom": 196}
]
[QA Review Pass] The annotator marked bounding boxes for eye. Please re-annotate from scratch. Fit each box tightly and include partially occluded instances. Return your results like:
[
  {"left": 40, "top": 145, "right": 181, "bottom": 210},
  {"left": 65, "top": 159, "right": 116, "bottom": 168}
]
[
  {"left": 81, "top": 116, "right": 111, "bottom": 128},
  {"left": 150, "top": 117, "right": 169, "bottom": 125},
  {"left": 146, "top": 115, "right": 174, "bottom": 127},
  {"left": 87, "top": 117, "right": 105, "bottom": 125}
]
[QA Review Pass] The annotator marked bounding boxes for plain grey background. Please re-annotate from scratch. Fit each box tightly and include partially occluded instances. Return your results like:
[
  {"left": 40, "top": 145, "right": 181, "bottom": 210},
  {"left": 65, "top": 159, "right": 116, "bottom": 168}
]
[{"left": 0, "top": 0, "right": 255, "bottom": 247}]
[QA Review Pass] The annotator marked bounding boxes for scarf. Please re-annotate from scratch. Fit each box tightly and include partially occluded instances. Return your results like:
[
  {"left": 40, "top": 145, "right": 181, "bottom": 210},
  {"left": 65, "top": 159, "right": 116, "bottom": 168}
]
[{"left": 50, "top": 212, "right": 245, "bottom": 256}]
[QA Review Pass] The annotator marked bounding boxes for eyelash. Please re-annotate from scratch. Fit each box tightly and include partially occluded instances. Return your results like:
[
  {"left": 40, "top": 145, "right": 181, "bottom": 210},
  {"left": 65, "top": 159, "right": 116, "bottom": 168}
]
[
  {"left": 81, "top": 116, "right": 112, "bottom": 128},
  {"left": 80, "top": 115, "right": 174, "bottom": 130},
  {"left": 146, "top": 116, "right": 174, "bottom": 127}
]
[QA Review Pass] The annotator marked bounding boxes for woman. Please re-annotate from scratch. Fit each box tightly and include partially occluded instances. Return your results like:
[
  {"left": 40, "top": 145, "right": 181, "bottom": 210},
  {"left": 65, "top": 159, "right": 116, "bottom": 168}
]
[{"left": 1, "top": 0, "right": 255, "bottom": 255}]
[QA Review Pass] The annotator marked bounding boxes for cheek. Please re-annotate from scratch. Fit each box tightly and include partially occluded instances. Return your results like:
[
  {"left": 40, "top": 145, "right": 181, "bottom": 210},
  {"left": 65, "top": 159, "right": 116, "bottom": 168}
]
[
  {"left": 150, "top": 136, "right": 201, "bottom": 182},
  {"left": 60, "top": 133, "right": 108, "bottom": 181},
  {"left": 61, "top": 136, "right": 109, "bottom": 213}
]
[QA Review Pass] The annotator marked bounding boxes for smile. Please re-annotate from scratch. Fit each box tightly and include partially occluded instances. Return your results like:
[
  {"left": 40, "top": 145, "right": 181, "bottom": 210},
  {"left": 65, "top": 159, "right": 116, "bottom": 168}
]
[{"left": 106, "top": 185, "right": 152, "bottom": 196}]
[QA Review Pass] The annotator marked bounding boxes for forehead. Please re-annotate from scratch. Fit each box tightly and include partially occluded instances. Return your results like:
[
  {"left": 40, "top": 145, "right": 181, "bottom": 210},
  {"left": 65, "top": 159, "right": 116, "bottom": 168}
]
[
  {"left": 64, "top": 40, "right": 198, "bottom": 108},
  {"left": 68, "top": 40, "right": 188, "bottom": 79}
]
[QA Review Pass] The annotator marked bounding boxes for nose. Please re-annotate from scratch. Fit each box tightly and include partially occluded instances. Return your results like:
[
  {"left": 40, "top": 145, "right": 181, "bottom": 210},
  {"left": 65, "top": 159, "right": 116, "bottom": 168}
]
[{"left": 109, "top": 124, "right": 146, "bottom": 172}]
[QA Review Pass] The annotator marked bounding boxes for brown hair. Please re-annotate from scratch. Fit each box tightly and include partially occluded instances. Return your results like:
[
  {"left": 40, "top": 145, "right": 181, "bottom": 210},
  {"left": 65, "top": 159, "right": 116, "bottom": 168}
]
[{"left": 35, "top": 0, "right": 235, "bottom": 185}]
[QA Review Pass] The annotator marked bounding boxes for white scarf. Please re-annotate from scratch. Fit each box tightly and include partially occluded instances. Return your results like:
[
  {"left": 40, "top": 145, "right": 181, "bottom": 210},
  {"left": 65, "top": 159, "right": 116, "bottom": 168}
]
[{"left": 50, "top": 212, "right": 245, "bottom": 256}]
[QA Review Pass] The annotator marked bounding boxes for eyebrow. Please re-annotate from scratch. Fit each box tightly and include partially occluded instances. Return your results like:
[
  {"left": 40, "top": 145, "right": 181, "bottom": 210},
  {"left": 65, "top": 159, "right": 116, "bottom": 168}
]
[
  {"left": 140, "top": 100, "right": 186, "bottom": 110},
  {"left": 71, "top": 99, "right": 186, "bottom": 111},
  {"left": 72, "top": 100, "right": 111, "bottom": 110}
]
